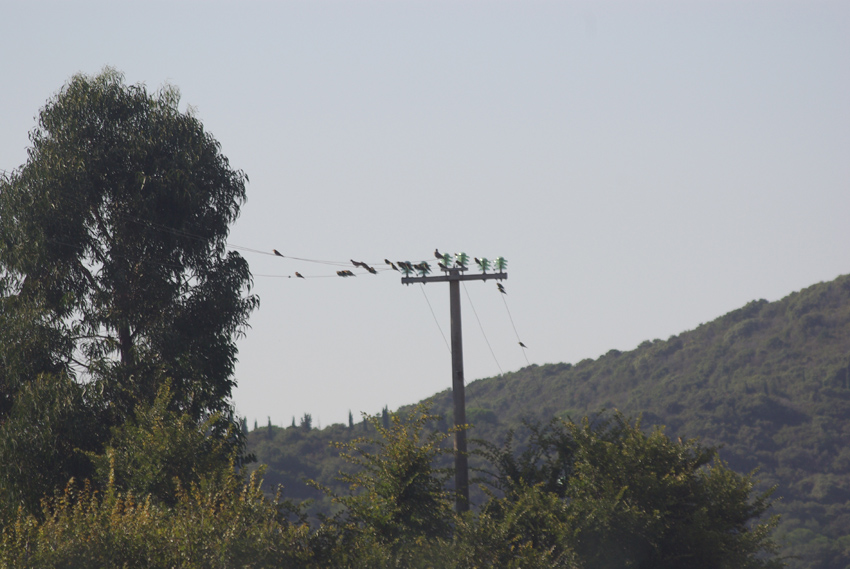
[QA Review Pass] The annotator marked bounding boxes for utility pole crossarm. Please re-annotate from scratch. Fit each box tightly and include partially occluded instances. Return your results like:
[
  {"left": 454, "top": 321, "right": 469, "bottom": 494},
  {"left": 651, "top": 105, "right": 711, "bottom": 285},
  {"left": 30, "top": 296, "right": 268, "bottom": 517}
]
[{"left": 401, "top": 272, "right": 507, "bottom": 285}]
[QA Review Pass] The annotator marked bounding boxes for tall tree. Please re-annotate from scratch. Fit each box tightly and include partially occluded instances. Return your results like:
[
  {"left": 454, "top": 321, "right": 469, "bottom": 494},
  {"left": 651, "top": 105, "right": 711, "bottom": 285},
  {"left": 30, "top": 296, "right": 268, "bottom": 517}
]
[{"left": 0, "top": 68, "right": 258, "bottom": 422}]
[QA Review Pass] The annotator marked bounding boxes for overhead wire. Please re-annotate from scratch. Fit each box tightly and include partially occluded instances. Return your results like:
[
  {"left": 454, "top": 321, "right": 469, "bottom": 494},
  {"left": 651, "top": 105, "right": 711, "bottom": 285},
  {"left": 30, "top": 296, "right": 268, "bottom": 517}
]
[
  {"left": 462, "top": 281, "right": 503, "bottom": 376},
  {"left": 499, "top": 288, "right": 530, "bottom": 366},
  {"left": 26, "top": 188, "right": 448, "bottom": 277},
  {"left": 6, "top": 176, "right": 442, "bottom": 276},
  {"left": 419, "top": 284, "right": 451, "bottom": 354}
]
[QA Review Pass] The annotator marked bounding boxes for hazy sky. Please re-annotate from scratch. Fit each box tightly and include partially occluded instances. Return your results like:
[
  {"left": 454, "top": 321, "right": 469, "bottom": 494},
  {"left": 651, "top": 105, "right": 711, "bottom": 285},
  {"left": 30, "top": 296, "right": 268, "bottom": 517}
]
[{"left": 2, "top": 1, "right": 848, "bottom": 428}]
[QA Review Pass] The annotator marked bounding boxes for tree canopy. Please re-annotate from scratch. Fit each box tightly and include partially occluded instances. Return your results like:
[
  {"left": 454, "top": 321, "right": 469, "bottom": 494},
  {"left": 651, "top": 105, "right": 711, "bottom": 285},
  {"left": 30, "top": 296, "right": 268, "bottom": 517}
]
[{"left": 0, "top": 68, "right": 258, "bottom": 422}]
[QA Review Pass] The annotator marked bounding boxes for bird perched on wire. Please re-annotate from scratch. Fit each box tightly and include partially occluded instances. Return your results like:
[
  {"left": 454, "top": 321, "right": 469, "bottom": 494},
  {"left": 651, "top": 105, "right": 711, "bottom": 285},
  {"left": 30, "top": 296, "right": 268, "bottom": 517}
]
[
  {"left": 295, "top": 272, "right": 304, "bottom": 279},
  {"left": 497, "top": 283, "right": 506, "bottom": 294},
  {"left": 434, "top": 248, "right": 442, "bottom": 259},
  {"left": 518, "top": 341, "right": 527, "bottom": 348},
  {"left": 273, "top": 249, "right": 284, "bottom": 257}
]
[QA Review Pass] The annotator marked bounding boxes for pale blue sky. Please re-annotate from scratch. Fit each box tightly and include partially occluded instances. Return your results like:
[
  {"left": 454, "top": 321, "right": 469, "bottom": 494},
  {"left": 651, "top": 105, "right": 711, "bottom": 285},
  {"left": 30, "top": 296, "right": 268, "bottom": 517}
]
[{"left": 2, "top": 1, "right": 848, "bottom": 428}]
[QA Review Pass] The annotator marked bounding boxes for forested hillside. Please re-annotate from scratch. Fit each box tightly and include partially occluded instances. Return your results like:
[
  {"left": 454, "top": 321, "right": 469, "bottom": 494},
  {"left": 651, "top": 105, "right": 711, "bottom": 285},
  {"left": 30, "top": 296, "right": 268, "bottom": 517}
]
[{"left": 250, "top": 273, "right": 850, "bottom": 569}]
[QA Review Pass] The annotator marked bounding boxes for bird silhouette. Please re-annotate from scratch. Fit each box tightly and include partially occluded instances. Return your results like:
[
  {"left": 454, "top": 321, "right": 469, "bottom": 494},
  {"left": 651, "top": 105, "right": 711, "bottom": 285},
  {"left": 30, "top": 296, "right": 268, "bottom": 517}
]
[
  {"left": 438, "top": 262, "right": 448, "bottom": 271},
  {"left": 434, "top": 248, "right": 442, "bottom": 259},
  {"left": 390, "top": 262, "right": 399, "bottom": 271},
  {"left": 273, "top": 249, "right": 283, "bottom": 257},
  {"left": 295, "top": 272, "right": 304, "bottom": 279},
  {"left": 518, "top": 342, "right": 527, "bottom": 348},
  {"left": 497, "top": 283, "right": 506, "bottom": 294}
]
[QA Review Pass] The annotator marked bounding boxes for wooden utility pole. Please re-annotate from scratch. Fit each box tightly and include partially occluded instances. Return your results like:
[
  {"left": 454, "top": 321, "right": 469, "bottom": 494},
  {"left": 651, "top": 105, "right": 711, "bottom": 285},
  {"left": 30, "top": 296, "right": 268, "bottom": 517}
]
[{"left": 402, "top": 264, "right": 507, "bottom": 513}]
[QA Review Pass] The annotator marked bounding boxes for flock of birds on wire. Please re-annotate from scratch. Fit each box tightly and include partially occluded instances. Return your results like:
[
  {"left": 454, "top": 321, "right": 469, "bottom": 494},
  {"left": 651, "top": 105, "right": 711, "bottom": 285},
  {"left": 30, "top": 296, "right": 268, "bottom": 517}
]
[
  {"left": 270, "top": 248, "right": 508, "bottom": 280},
  {"left": 263, "top": 247, "right": 528, "bottom": 363},
  {"left": 0, "top": 181, "right": 532, "bottom": 366}
]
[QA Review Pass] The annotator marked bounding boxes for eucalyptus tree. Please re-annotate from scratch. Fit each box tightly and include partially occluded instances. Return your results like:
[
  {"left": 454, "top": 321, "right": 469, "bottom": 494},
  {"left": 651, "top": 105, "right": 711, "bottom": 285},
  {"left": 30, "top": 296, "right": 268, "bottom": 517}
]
[{"left": 0, "top": 68, "right": 258, "bottom": 423}]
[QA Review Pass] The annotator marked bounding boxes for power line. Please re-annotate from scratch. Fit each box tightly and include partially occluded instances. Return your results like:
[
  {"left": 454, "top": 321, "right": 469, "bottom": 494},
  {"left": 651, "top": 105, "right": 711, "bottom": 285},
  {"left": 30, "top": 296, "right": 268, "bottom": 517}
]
[
  {"left": 7, "top": 187, "right": 448, "bottom": 277},
  {"left": 499, "top": 289, "right": 530, "bottom": 366},
  {"left": 462, "top": 281, "right": 503, "bottom": 375},
  {"left": 420, "top": 283, "right": 451, "bottom": 354}
]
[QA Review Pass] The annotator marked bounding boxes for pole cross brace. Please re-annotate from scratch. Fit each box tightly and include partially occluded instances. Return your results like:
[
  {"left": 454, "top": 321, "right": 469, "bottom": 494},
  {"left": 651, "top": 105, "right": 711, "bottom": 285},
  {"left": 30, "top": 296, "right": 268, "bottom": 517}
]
[{"left": 401, "top": 271, "right": 507, "bottom": 285}]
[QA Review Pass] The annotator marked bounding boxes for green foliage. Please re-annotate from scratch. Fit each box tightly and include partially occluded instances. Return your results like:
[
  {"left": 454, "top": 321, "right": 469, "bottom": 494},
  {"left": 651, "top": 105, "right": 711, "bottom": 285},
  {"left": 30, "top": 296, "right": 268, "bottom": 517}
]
[
  {"left": 0, "top": 400, "right": 781, "bottom": 568},
  {"left": 473, "top": 413, "right": 780, "bottom": 569},
  {"left": 452, "top": 485, "right": 578, "bottom": 569},
  {"left": 0, "top": 373, "right": 98, "bottom": 521},
  {"left": 87, "top": 381, "right": 236, "bottom": 505},
  {"left": 0, "top": 468, "right": 314, "bottom": 569},
  {"left": 324, "top": 406, "right": 455, "bottom": 547},
  {"left": 301, "top": 413, "right": 313, "bottom": 432},
  {"left": 0, "top": 288, "right": 71, "bottom": 421},
  {"left": 475, "top": 418, "right": 576, "bottom": 499},
  {"left": 560, "top": 413, "right": 780, "bottom": 569},
  {"left": 0, "top": 67, "right": 258, "bottom": 423}
]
